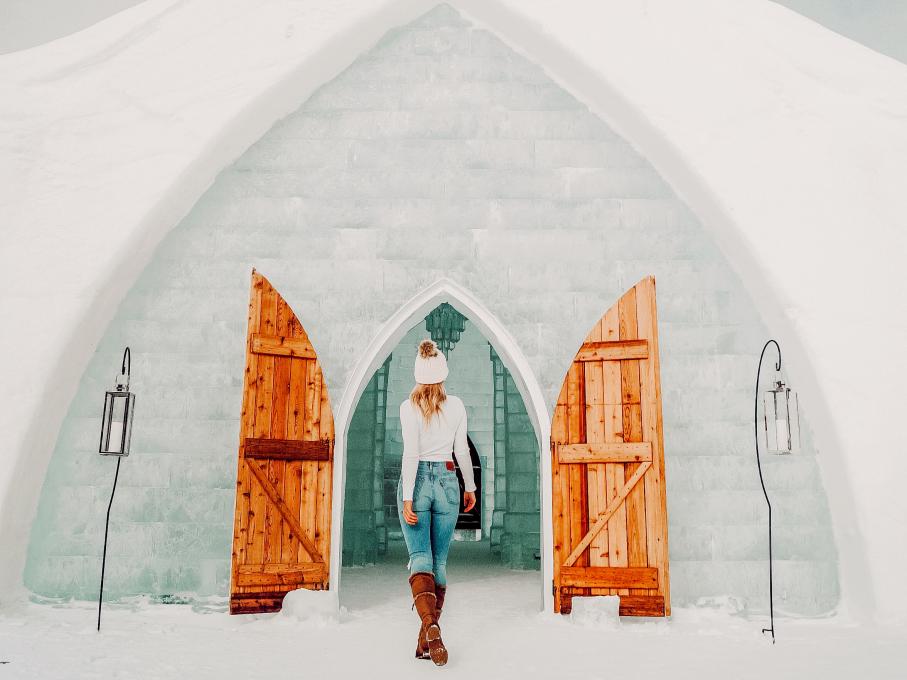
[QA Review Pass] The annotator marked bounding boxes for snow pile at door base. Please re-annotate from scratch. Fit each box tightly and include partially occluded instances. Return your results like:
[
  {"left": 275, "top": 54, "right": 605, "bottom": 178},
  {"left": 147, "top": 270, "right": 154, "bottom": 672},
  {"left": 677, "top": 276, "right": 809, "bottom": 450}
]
[{"left": 0, "top": 0, "right": 905, "bottom": 624}]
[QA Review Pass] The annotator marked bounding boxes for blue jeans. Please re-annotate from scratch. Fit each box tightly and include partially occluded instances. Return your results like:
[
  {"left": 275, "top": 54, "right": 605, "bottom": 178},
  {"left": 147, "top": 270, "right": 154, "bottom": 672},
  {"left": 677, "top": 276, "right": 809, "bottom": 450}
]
[{"left": 396, "top": 461, "right": 460, "bottom": 586}]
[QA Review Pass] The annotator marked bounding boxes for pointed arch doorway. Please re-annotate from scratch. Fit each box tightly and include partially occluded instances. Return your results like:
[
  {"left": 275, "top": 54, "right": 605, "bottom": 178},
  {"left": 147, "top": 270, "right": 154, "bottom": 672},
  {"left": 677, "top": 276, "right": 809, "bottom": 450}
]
[{"left": 331, "top": 279, "right": 555, "bottom": 611}]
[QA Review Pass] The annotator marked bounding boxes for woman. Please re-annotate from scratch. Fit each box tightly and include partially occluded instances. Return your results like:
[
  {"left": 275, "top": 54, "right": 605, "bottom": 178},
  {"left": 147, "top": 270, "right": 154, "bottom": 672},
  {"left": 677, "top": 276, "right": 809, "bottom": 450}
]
[{"left": 397, "top": 338, "right": 477, "bottom": 666}]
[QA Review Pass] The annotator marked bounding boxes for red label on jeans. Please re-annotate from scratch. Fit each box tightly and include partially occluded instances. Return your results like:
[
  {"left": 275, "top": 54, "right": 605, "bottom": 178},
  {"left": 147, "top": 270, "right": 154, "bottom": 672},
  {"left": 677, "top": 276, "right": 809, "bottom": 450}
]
[{"left": 446, "top": 461, "right": 455, "bottom": 471}]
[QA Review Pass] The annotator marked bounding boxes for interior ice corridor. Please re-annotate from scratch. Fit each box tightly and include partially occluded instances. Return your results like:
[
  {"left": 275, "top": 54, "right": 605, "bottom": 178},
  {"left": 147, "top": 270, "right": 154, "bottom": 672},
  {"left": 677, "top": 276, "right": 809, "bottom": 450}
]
[{"left": 340, "top": 303, "right": 541, "bottom": 605}]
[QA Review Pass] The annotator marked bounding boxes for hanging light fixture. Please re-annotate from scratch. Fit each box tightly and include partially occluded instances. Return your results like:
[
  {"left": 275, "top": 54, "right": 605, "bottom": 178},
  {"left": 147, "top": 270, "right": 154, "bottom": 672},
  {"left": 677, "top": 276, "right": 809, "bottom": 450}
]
[
  {"left": 763, "top": 378, "right": 800, "bottom": 455},
  {"left": 753, "top": 339, "right": 799, "bottom": 644},
  {"left": 99, "top": 348, "right": 135, "bottom": 456},
  {"left": 424, "top": 303, "right": 468, "bottom": 356},
  {"left": 97, "top": 347, "right": 135, "bottom": 631}
]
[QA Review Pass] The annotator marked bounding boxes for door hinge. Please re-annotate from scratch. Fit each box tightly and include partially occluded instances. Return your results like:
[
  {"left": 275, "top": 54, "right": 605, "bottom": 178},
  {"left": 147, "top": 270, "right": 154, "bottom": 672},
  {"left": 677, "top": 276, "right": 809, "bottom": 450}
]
[{"left": 552, "top": 580, "right": 556, "bottom": 596}]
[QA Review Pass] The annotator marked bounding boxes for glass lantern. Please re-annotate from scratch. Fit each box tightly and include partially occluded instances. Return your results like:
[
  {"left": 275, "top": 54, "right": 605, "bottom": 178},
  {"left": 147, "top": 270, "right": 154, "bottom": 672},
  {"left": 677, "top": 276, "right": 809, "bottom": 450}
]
[
  {"left": 763, "top": 379, "right": 799, "bottom": 454},
  {"left": 99, "top": 371, "right": 135, "bottom": 456}
]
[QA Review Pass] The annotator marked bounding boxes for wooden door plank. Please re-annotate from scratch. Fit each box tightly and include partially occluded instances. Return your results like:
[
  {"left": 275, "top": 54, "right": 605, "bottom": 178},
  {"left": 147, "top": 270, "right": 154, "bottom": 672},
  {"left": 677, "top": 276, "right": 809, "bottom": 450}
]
[
  {"left": 600, "top": 305, "right": 624, "bottom": 595},
  {"left": 287, "top": 330, "right": 307, "bottom": 440},
  {"left": 298, "top": 359, "right": 320, "bottom": 563},
  {"left": 244, "top": 438, "right": 332, "bottom": 460},
  {"left": 566, "top": 360, "right": 586, "bottom": 445},
  {"left": 315, "top": 364, "right": 333, "bottom": 574},
  {"left": 551, "top": 440, "right": 564, "bottom": 613},
  {"left": 239, "top": 562, "right": 324, "bottom": 574},
  {"left": 563, "top": 461, "right": 650, "bottom": 567},
  {"left": 308, "top": 365, "right": 325, "bottom": 563},
  {"left": 251, "top": 333, "right": 318, "bottom": 358},
  {"left": 557, "top": 441, "right": 573, "bottom": 596},
  {"left": 606, "top": 461, "right": 630, "bottom": 597},
  {"left": 272, "top": 300, "right": 293, "bottom": 565},
  {"left": 231, "top": 271, "right": 262, "bottom": 592},
  {"left": 636, "top": 277, "right": 670, "bottom": 613},
  {"left": 319, "top": 365, "right": 335, "bottom": 440},
  {"left": 618, "top": 595, "right": 665, "bottom": 617},
  {"left": 235, "top": 564, "right": 326, "bottom": 587},
  {"left": 560, "top": 566, "right": 658, "bottom": 589},
  {"left": 258, "top": 285, "right": 280, "bottom": 568},
  {"left": 551, "top": 377, "right": 569, "bottom": 610},
  {"left": 230, "top": 592, "right": 287, "bottom": 614},
  {"left": 315, "top": 462, "right": 332, "bottom": 572},
  {"left": 556, "top": 442, "right": 652, "bottom": 463},
  {"left": 576, "top": 339, "right": 648, "bottom": 362},
  {"left": 316, "top": 359, "right": 334, "bottom": 573},
  {"left": 285, "top": 352, "right": 306, "bottom": 562},
  {"left": 584, "top": 344, "right": 608, "bottom": 592},
  {"left": 618, "top": 288, "right": 642, "bottom": 407},
  {"left": 619, "top": 285, "right": 650, "bottom": 597},
  {"left": 245, "top": 458, "right": 324, "bottom": 563},
  {"left": 246, "top": 282, "right": 275, "bottom": 572},
  {"left": 300, "top": 458, "right": 317, "bottom": 564},
  {"left": 305, "top": 359, "right": 320, "bottom": 439},
  {"left": 551, "top": 381, "right": 569, "bottom": 446},
  {"left": 566, "top": 361, "right": 588, "bottom": 568}
]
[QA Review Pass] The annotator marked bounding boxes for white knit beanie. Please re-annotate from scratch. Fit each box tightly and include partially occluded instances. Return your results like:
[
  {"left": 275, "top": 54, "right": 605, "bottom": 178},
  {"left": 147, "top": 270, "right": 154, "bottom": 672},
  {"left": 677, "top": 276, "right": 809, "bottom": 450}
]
[{"left": 413, "top": 339, "right": 448, "bottom": 384}]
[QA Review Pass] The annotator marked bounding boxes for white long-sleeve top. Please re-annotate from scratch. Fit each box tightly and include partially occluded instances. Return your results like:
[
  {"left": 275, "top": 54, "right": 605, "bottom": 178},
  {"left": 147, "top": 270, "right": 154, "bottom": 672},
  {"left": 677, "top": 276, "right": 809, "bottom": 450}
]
[{"left": 399, "top": 395, "right": 477, "bottom": 502}]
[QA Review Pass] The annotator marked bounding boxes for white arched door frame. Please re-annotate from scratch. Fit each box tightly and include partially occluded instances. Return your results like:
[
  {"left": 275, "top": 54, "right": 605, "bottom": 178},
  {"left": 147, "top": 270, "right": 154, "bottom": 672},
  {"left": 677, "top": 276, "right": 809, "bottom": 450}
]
[{"left": 329, "top": 277, "right": 554, "bottom": 612}]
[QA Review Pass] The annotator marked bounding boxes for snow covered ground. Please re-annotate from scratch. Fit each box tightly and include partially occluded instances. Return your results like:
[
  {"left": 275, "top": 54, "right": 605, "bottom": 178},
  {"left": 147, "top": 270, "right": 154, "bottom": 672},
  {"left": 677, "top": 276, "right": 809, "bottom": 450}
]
[{"left": 2, "top": 542, "right": 904, "bottom": 679}]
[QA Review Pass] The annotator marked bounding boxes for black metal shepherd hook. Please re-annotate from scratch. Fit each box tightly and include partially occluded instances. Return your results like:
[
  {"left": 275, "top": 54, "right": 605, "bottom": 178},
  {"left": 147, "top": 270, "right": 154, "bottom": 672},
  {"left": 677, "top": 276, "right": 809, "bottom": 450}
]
[
  {"left": 98, "top": 347, "right": 131, "bottom": 632},
  {"left": 97, "top": 458, "right": 121, "bottom": 631},
  {"left": 755, "top": 339, "right": 780, "bottom": 643}
]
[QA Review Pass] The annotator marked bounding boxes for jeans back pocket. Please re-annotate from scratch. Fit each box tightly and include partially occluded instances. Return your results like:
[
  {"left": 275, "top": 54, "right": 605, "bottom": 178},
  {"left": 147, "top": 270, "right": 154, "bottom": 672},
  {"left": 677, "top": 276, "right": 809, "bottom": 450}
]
[{"left": 442, "top": 478, "right": 460, "bottom": 507}]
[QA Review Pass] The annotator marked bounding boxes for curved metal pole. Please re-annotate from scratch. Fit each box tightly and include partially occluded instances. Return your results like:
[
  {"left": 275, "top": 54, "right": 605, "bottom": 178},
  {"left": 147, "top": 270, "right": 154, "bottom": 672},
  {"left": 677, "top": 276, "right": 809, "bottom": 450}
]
[
  {"left": 97, "top": 456, "right": 122, "bottom": 631},
  {"left": 755, "top": 339, "right": 780, "bottom": 643}
]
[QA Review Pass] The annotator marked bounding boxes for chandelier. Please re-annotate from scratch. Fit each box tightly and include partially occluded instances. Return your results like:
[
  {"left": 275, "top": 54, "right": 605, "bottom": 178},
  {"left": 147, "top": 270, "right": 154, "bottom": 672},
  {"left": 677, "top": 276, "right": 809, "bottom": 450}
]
[{"left": 424, "top": 303, "right": 468, "bottom": 356}]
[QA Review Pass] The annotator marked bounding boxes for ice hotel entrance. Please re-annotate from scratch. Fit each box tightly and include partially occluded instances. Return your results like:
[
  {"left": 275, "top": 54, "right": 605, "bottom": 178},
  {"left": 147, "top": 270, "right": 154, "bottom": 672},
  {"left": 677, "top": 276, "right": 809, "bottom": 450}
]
[{"left": 339, "top": 298, "right": 543, "bottom": 607}]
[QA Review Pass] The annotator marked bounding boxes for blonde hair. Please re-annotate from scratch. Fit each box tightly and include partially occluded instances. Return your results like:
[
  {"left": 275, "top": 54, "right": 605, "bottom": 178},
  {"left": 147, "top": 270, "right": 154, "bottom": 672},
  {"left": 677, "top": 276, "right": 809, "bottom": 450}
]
[{"left": 410, "top": 339, "right": 447, "bottom": 423}]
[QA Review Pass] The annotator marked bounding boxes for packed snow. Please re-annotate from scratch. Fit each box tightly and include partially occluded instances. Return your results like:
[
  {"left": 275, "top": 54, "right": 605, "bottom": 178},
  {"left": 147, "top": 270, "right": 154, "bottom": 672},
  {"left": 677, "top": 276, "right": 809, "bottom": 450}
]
[{"left": 1, "top": 543, "right": 904, "bottom": 679}]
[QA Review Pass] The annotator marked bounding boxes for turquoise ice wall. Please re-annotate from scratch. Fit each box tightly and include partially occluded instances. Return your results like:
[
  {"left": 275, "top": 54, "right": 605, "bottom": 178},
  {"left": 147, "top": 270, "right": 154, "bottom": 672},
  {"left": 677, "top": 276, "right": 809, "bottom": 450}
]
[
  {"left": 342, "top": 356, "right": 391, "bottom": 566},
  {"left": 25, "top": 4, "right": 838, "bottom": 613},
  {"left": 342, "top": 314, "right": 540, "bottom": 570}
]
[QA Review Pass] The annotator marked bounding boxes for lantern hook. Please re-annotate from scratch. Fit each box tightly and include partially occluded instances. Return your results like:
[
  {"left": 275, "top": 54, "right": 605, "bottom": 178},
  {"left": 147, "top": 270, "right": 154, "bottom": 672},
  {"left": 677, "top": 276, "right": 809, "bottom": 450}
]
[
  {"left": 755, "top": 339, "right": 781, "bottom": 644},
  {"left": 121, "top": 347, "right": 131, "bottom": 378}
]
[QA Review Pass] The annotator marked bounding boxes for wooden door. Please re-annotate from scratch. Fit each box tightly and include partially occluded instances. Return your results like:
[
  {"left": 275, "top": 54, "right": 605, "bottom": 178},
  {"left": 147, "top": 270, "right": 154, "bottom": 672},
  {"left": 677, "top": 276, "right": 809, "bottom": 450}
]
[
  {"left": 551, "top": 276, "right": 670, "bottom": 616},
  {"left": 229, "top": 270, "right": 335, "bottom": 614}
]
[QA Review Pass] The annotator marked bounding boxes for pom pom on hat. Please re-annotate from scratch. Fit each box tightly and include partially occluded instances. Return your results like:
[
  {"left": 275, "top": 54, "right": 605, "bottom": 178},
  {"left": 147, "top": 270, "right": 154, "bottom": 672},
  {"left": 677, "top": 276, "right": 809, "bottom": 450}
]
[
  {"left": 414, "top": 339, "right": 448, "bottom": 384},
  {"left": 418, "top": 339, "right": 437, "bottom": 359}
]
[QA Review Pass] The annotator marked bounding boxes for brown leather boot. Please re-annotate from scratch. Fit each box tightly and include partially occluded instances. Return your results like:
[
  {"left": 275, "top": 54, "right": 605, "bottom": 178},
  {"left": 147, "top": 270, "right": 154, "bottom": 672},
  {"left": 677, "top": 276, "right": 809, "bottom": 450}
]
[
  {"left": 435, "top": 583, "right": 447, "bottom": 619},
  {"left": 409, "top": 572, "right": 447, "bottom": 666},
  {"left": 416, "top": 582, "right": 447, "bottom": 660},
  {"left": 416, "top": 621, "right": 431, "bottom": 660}
]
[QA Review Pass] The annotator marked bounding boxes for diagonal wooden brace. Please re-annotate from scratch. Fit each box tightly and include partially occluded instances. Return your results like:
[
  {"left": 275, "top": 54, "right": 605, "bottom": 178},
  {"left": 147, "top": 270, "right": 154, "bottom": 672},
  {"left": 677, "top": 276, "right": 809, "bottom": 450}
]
[
  {"left": 245, "top": 459, "right": 324, "bottom": 563},
  {"left": 563, "top": 461, "right": 651, "bottom": 567}
]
